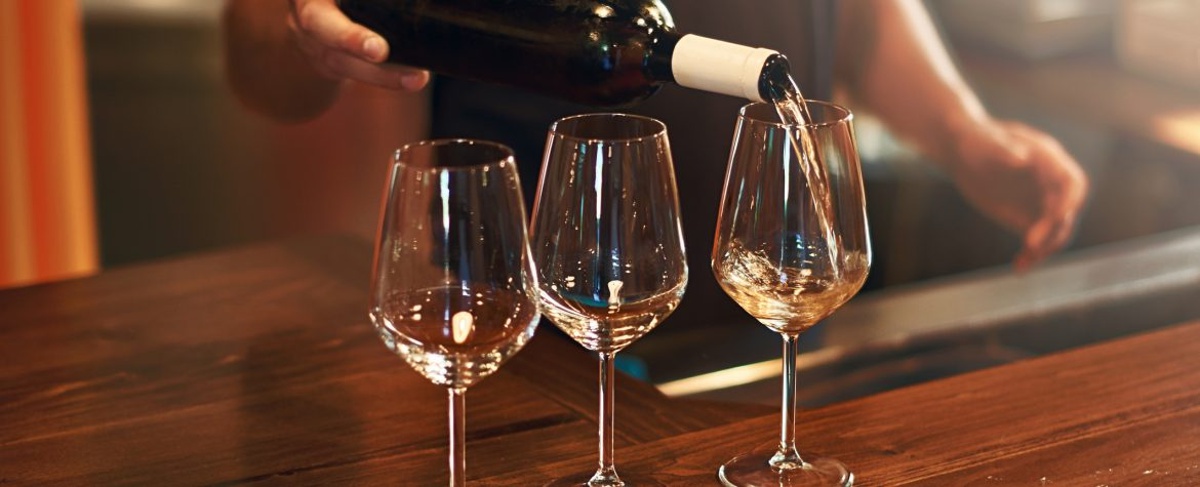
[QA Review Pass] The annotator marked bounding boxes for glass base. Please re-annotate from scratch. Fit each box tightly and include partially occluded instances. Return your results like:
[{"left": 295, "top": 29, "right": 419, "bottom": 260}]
[
  {"left": 544, "top": 471, "right": 667, "bottom": 487},
  {"left": 717, "top": 443, "right": 853, "bottom": 487}
]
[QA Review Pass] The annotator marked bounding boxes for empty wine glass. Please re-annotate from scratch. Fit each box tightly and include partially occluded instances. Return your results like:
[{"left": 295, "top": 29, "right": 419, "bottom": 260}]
[
  {"left": 712, "top": 102, "right": 870, "bottom": 486},
  {"left": 369, "top": 140, "right": 540, "bottom": 487},
  {"left": 531, "top": 113, "right": 688, "bottom": 486}
]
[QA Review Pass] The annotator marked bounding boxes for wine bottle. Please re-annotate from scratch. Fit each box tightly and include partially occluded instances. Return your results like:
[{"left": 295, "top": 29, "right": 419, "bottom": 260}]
[{"left": 338, "top": 0, "right": 788, "bottom": 107}]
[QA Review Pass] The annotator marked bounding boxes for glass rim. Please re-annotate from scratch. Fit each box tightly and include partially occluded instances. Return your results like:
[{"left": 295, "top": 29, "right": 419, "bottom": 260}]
[
  {"left": 738, "top": 100, "right": 854, "bottom": 129},
  {"left": 393, "top": 138, "right": 516, "bottom": 170},
  {"left": 548, "top": 112, "right": 668, "bottom": 144}
]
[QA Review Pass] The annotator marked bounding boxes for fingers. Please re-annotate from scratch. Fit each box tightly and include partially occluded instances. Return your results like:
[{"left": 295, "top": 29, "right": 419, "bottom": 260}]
[
  {"left": 1020, "top": 191, "right": 1084, "bottom": 269},
  {"left": 287, "top": 0, "right": 430, "bottom": 90},
  {"left": 1012, "top": 126, "right": 1090, "bottom": 271},
  {"left": 319, "top": 48, "right": 431, "bottom": 90},
  {"left": 1014, "top": 215, "right": 1055, "bottom": 272},
  {"left": 291, "top": 0, "right": 384, "bottom": 61},
  {"left": 1015, "top": 210, "right": 1076, "bottom": 272}
]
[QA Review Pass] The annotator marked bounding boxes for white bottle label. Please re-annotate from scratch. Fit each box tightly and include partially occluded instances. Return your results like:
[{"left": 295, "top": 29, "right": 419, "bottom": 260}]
[{"left": 671, "top": 34, "right": 779, "bottom": 102}]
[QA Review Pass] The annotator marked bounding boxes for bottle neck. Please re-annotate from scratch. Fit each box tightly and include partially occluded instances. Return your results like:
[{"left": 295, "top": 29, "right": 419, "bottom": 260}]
[
  {"left": 660, "top": 33, "right": 783, "bottom": 102},
  {"left": 645, "top": 30, "right": 680, "bottom": 85}
]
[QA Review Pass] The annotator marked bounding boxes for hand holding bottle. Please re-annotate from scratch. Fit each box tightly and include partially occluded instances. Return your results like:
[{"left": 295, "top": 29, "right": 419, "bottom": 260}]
[
  {"left": 222, "top": 0, "right": 429, "bottom": 120},
  {"left": 285, "top": 0, "right": 429, "bottom": 90}
]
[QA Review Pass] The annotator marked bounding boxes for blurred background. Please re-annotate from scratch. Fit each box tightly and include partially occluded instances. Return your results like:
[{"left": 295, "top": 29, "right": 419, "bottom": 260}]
[{"left": 3, "top": 0, "right": 1199, "bottom": 404}]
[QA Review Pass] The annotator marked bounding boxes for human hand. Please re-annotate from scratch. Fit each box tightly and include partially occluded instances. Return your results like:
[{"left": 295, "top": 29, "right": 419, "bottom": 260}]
[
  {"left": 287, "top": 0, "right": 429, "bottom": 90},
  {"left": 948, "top": 119, "right": 1089, "bottom": 271}
]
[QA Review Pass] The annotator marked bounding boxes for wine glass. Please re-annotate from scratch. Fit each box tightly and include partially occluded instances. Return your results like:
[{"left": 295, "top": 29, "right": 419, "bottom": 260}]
[
  {"left": 712, "top": 101, "right": 870, "bottom": 486},
  {"left": 369, "top": 139, "right": 540, "bottom": 487},
  {"left": 531, "top": 113, "right": 688, "bottom": 486}
]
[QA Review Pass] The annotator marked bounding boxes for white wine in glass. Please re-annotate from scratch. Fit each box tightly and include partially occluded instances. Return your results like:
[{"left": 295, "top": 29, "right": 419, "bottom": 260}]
[
  {"left": 369, "top": 140, "right": 540, "bottom": 486},
  {"left": 713, "top": 102, "right": 870, "bottom": 487}
]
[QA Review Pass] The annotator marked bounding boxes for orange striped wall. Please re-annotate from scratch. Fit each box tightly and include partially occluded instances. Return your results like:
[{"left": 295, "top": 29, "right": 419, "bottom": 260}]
[{"left": 0, "top": 0, "right": 98, "bottom": 288}]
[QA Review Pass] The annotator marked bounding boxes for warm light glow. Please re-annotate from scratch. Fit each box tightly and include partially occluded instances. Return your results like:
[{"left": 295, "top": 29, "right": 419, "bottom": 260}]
[
  {"left": 657, "top": 347, "right": 846, "bottom": 397},
  {"left": 451, "top": 311, "right": 474, "bottom": 344},
  {"left": 0, "top": 0, "right": 98, "bottom": 288},
  {"left": 79, "top": 0, "right": 221, "bottom": 22},
  {"left": 1153, "top": 109, "right": 1200, "bottom": 157}
]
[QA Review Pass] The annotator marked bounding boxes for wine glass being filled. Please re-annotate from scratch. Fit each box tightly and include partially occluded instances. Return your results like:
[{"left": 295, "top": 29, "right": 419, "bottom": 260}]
[{"left": 712, "top": 101, "right": 870, "bottom": 487}]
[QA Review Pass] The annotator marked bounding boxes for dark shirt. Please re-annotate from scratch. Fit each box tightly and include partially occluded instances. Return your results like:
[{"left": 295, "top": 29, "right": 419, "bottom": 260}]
[{"left": 430, "top": 0, "right": 838, "bottom": 332}]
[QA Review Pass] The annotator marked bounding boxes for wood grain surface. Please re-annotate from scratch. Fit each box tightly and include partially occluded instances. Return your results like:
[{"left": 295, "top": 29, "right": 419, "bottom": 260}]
[
  {"left": 484, "top": 319, "right": 1200, "bottom": 486},
  {"left": 0, "top": 236, "right": 763, "bottom": 485},
  {"left": 4, "top": 235, "right": 1198, "bottom": 485}
]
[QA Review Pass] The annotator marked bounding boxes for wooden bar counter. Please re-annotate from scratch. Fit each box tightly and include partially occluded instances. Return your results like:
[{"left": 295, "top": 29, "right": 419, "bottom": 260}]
[{"left": 2, "top": 236, "right": 1198, "bottom": 485}]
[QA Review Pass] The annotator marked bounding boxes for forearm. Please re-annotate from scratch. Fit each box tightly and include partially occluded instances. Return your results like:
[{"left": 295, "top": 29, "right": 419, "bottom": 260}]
[
  {"left": 835, "top": 0, "right": 988, "bottom": 168},
  {"left": 222, "top": 0, "right": 342, "bottom": 121}
]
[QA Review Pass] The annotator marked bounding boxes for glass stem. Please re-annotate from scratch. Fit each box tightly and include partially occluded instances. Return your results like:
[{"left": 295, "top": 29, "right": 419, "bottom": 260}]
[
  {"left": 771, "top": 333, "right": 805, "bottom": 470},
  {"left": 589, "top": 352, "right": 623, "bottom": 486},
  {"left": 449, "top": 388, "right": 466, "bottom": 487}
]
